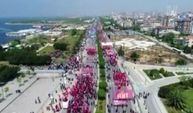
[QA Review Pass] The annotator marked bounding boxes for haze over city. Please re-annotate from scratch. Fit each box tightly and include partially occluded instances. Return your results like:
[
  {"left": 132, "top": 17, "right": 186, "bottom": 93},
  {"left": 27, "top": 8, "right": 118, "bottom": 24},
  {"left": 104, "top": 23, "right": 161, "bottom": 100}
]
[
  {"left": 1, "top": 1, "right": 193, "bottom": 113},
  {"left": 1, "top": 0, "right": 193, "bottom": 17}
]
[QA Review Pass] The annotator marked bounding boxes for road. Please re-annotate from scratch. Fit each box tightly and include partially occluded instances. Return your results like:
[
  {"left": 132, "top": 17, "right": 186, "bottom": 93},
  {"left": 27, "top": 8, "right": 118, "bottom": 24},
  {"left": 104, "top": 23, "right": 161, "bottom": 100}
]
[
  {"left": 122, "top": 58, "right": 193, "bottom": 113},
  {"left": 100, "top": 25, "right": 143, "bottom": 113}
]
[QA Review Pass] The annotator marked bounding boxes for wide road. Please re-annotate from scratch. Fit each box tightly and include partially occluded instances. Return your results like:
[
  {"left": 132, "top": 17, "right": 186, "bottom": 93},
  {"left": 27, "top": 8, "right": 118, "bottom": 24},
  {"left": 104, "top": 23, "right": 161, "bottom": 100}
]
[{"left": 101, "top": 27, "right": 141, "bottom": 113}]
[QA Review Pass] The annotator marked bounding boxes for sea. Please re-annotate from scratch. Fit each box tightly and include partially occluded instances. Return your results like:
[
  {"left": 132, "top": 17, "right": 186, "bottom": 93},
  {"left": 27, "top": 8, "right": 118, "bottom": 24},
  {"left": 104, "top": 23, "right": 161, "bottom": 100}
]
[{"left": 0, "top": 18, "right": 33, "bottom": 44}]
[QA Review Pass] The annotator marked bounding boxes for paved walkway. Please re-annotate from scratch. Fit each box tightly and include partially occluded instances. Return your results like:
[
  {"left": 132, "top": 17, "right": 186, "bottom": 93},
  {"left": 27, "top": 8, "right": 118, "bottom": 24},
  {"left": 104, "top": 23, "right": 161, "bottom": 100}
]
[
  {"left": 0, "top": 74, "right": 37, "bottom": 112},
  {"left": 1, "top": 77, "right": 60, "bottom": 113}
]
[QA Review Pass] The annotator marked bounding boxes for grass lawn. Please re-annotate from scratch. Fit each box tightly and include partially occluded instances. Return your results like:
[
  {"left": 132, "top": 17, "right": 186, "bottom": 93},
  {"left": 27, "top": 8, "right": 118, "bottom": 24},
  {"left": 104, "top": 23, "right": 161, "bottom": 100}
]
[
  {"left": 161, "top": 89, "right": 193, "bottom": 113},
  {"left": 39, "top": 46, "right": 55, "bottom": 55},
  {"left": 161, "top": 71, "right": 175, "bottom": 77},
  {"left": 182, "top": 89, "right": 193, "bottom": 109},
  {"left": 96, "top": 100, "right": 106, "bottom": 113},
  {"left": 57, "top": 30, "right": 84, "bottom": 56},
  {"left": 160, "top": 83, "right": 193, "bottom": 113},
  {"left": 144, "top": 69, "right": 162, "bottom": 80},
  {"left": 176, "top": 72, "right": 193, "bottom": 75}
]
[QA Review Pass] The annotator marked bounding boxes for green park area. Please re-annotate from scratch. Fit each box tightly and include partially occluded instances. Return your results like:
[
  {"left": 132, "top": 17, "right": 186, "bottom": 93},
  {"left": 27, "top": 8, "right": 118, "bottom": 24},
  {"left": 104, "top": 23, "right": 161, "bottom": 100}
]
[
  {"left": 96, "top": 33, "right": 107, "bottom": 113},
  {"left": 159, "top": 76, "right": 193, "bottom": 113},
  {"left": 39, "top": 30, "right": 84, "bottom": 56},
  {"left": 56, "top": 30, "right": 84, "bottom": 55},
  {"left": 144, "top": 68, "right": 175, "bottom": 80},
  {"left": 38, "top": 46, "right": 55, "bottom": 55},
  {"left": 0, "top": 29, "right": 84, "bottom": 66}
]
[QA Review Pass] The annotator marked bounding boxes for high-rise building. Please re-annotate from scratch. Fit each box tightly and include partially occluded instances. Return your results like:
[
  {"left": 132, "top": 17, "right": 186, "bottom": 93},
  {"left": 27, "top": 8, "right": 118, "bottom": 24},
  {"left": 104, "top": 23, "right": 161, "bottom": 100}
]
[{"left": 176, "top": 19, "right": 192, "bottom": 34}]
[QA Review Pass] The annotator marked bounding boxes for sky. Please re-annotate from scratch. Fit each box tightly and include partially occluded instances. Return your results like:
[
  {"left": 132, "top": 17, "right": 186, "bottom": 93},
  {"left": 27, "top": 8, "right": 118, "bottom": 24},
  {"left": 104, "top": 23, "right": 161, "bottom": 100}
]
[{"left": 0, "top": 0, "right": 193, "bottom": 17}]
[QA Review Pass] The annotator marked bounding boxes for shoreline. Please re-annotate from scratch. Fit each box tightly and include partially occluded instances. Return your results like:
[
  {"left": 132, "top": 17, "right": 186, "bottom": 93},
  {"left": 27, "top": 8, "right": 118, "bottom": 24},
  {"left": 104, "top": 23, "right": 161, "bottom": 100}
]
[
  {"left": 5, "top": 22, "right": 55, "bottom": 26},
  {"left": 5, "top": 22, "right": 37, "bottom": 26}
]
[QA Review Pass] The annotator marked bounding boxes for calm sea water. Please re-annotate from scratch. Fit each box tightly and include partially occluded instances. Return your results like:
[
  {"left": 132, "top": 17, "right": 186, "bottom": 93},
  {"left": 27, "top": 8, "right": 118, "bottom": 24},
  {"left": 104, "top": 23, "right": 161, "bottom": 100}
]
[{"left": 0, "top": 18, "right": 32, "bottom": 44}]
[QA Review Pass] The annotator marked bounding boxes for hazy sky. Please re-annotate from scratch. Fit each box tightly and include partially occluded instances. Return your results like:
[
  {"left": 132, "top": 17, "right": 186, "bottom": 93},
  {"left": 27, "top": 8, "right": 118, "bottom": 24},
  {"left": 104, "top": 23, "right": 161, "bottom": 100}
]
[{"left": 0, "top": 0, "right": 193, "bottom": 17}]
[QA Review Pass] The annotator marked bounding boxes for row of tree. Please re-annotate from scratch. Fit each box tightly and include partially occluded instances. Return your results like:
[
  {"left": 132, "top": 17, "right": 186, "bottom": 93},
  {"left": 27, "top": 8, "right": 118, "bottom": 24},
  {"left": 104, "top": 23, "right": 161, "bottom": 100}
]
[
  {"left": 0, "top": 65, "right": 20, "bottom": 85},
  {"left": 0, "top": 47, "right": 51, "bottom": 66}
]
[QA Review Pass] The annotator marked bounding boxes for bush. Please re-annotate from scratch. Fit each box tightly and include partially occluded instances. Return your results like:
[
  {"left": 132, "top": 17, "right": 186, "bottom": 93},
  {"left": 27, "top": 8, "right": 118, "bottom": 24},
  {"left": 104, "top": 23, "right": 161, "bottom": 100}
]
[
  {"left": 100, "top": 69, "right": 105, "bottom": 78},
  {"left": 149, "top": 69, "right": 160, "bottom": 77},
  {"left": 158, "top": 86, "right": 173, "bottom": 98},
  {"left": 159, "top": 68, "right": 175, "bottom": 77},
  {"left": 130, "top": 51, "right": 140, "bottom": 62},
  {"left": 118, "top": 46, "right": 124, "bottom": 56},
  {"left": 144, "top": 69, "right": 162, "bottom": 80},
  {"left": 99, "top": 80, "right": 107, "bottom": 90},
  {"left": 163, "top": 71, "right": 175, "bottom": 77},
  {"left": 0, "top": 65, "right": 20, "bottom": 85},
  {"left": 98, "top": 89, "right": 106, "bottom": 100},
  {"left": 71, "top": 29, "right": 77, "bottom": 36},
  {"left": 159, "top": 68, "right": 165, "bottom": 74},
  {"left": 53, "top": 42, "right": 67, "bottom": 51},
  {"left": 175, "top": 59, "right": 187, "bottom": 65}
]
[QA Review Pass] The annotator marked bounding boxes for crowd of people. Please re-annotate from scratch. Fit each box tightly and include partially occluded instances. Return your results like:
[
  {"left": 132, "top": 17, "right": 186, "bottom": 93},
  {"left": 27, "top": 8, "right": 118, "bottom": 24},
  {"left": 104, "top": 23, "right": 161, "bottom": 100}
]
[
  {"left": 67, "top": 24, "right": 98, "bottom": 113},
  {"left": 48, "top": 55, "right": 80, "bottom": 72},
  {"left": 98, "top": 26, "right": 138, "bottom": 113}
]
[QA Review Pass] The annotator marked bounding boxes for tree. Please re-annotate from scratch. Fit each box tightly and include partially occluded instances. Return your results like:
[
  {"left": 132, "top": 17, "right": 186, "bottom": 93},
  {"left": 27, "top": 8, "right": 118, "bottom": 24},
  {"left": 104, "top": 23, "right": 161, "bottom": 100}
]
[
  {"left": 0, "top": 45, "right": 4, "bottom": 52},
  {"left": 10, "top": 39, "right": 21, "bottom": 47},
  {"left": 17, "top": 77, "right": 22, "bottom": 86},
  {"left": 6, "top": 48, "right": 51, "bottom": 66},
  {"left": 53, "top": 42, "right": 67, "bottom": 51},
  {"left": 175, "top": 59, "right": 187, "bottom": 65},
  {"left": 167, "top": 107, "right": 181, "bottom": 113},
  {"left": 0, "top": 65, "right": 20, "bottom": 83},
  {"left": 167, "top": 89, "right": 186, "bottom": 110},
  {"left": 185, "top": 108, "right": 193, "bottom": 113},
  {"left": 162, "top": 33, "right": 175, "bottom": 45},
  {"left": 20, "top": 72, "right": 25, "bottom": 78},
  {"left": 179, "top": 32, "right": 189, "bottom": 36},
  {"left": 130, "top": 52, "right": 140, "bottom": 62},
  {"left": 4, "top": 87, "right": 9, "bottom": 96},
  {"left": 71, "top": 29, "right": 77, "bottom": 36},
  {"left": 98, "top": 89, "right": 106, "bottom": 100},
  {"left": 179, "top": 76, "right": 192, "bottom": 89},
  {"left": 132, "top": 23, "right": 141, "bottom": 31},
  {"left": 183, "top": 46, "right": 192, "bottom": 54},
  {"left": 156, "top": 57, "right": 163, "bottom": 64},
  {"left": 99, "top": 80, "right": 107, "bottom": 91},
  {"left": 26, "top": 70, "right": 31, "bottom": 75},
  {"left": 118, "top": 46, "right": 125, "bottom": 56},
  {"left": 158, "top": 86, "right": 173, "bottom": 98},
  {"left": 159, "top": 68, "right": 165, "bottom": 74}
]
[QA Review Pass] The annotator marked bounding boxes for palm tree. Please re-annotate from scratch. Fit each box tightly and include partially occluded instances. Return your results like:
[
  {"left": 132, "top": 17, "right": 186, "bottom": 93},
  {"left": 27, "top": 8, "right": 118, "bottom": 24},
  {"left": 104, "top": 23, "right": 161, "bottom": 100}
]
[
  {"left": 185, "top": 107, "right": 193, "bottom": 113},
  {"left": 4, "top": 87, "right": 9, "bottom": 97},
  {"left": 167, "top": 89, "right": 186, "bottom": 110},
  {"left": 178, "top": 76, "right": 192, "bottom": 89},
  {"left": 17, "top": 77, "right": 22, "bottom": 87}
]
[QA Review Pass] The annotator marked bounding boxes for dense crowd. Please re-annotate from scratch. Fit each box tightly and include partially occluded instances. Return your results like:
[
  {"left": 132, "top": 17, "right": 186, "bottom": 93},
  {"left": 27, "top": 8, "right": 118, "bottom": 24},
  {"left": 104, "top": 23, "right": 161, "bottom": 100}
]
[{"left": 48, "top": 55, "right": 80, "bottom": 72}]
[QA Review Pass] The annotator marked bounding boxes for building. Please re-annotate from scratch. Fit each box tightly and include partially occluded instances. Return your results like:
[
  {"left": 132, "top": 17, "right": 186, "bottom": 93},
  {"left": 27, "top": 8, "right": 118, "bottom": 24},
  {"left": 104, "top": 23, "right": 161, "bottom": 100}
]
[
  {"left": 176, "top": 19, "right": 192, "bottom": 34},
  {"left": 162, "top": 16, "right": 176, "bottom": 28},
  {"left": 184, "top": 35, "right": 193, "bottom": 47}
]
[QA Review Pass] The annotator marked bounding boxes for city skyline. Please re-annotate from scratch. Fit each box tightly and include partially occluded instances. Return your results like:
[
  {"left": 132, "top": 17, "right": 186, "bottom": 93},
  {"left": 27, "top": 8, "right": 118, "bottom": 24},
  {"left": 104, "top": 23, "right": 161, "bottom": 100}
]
[{"left": 0, "top": 0, "right": 193, "bottom": 17}]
